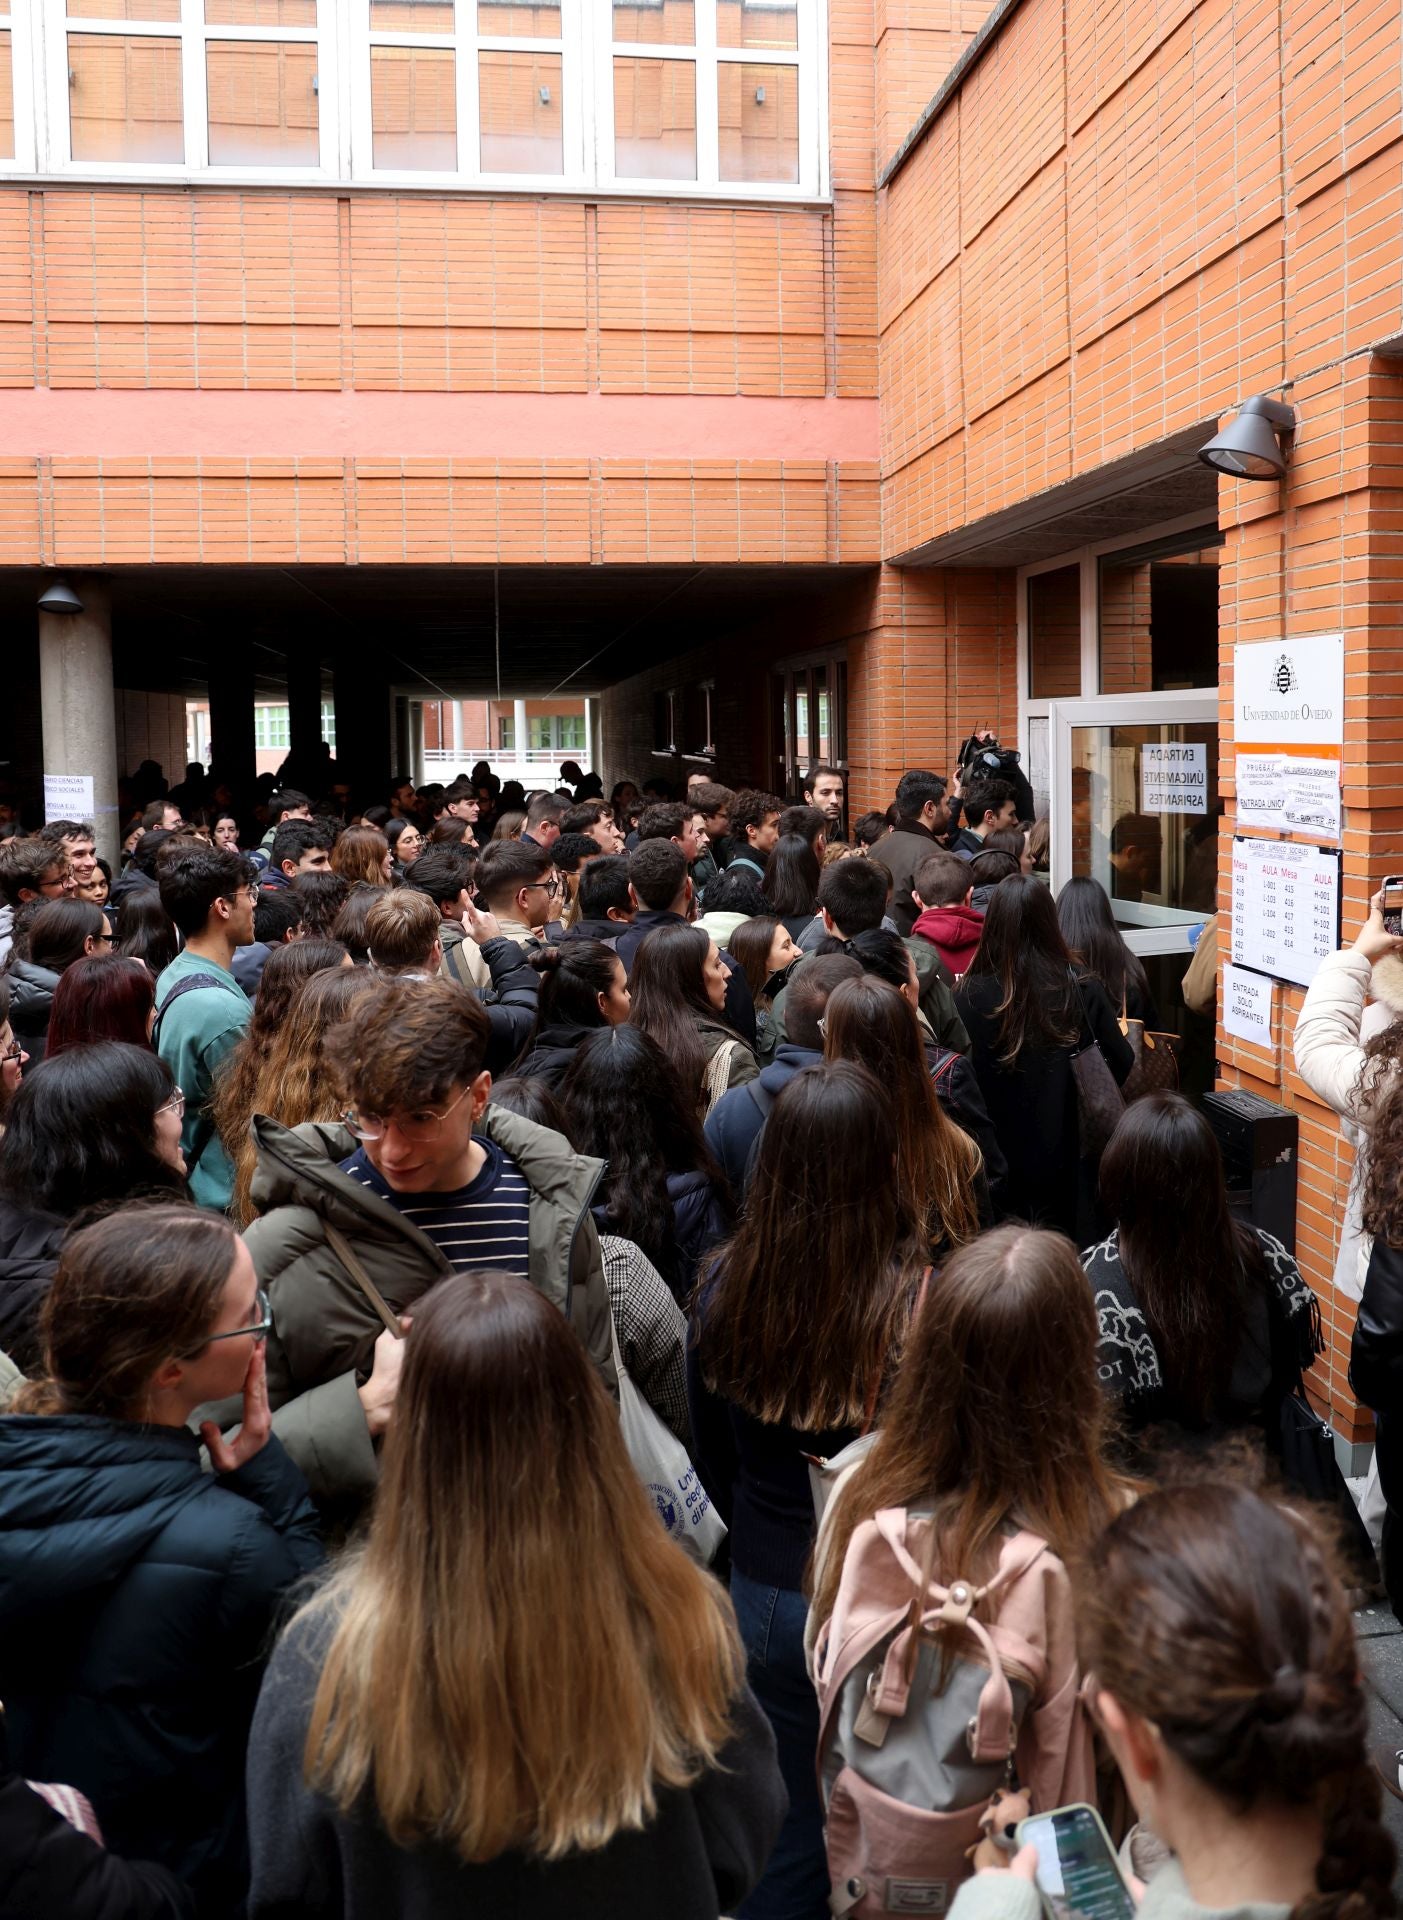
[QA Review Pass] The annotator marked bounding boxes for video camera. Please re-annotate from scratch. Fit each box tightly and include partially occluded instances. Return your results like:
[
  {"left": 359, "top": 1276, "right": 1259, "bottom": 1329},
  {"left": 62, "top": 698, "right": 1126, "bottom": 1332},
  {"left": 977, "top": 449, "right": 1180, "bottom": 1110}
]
[{"left": 953, "top": 730, "right": 1037, "bottom": 825}]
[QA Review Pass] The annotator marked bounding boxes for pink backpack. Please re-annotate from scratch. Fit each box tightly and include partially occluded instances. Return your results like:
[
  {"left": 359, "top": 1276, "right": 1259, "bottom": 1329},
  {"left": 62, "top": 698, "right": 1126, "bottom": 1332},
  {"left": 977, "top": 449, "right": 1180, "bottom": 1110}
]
[{"left": 813, "top": 1508, "right": 1085, "bottom": 1919}]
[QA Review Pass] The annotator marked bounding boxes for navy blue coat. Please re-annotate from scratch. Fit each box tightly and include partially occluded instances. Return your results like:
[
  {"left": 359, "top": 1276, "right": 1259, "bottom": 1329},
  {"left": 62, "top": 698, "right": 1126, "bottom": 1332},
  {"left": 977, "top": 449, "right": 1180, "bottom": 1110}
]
[{"left": 0, "top": 1417, "right": 324, "bottom": 1917}]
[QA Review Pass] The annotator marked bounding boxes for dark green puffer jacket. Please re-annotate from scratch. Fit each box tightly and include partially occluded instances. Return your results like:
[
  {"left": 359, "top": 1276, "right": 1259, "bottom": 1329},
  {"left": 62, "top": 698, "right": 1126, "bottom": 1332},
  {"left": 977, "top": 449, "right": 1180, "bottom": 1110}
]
[{"left": 241, "top": 1105, "right": 616, "bottom": 1511}]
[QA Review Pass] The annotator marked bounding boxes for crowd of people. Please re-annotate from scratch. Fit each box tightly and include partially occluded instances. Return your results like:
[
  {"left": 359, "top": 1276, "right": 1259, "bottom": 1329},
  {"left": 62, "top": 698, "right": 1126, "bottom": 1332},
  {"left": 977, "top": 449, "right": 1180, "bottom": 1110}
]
[{"left": 0, "top": 744, "right": 1397, "bottom": 1920}]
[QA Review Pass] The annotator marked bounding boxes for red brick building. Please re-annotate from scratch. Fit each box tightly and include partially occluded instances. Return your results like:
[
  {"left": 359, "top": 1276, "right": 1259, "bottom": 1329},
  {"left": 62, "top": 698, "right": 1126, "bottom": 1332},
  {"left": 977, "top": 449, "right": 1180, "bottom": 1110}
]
[{"left": 3, "top": 0, "right": 1400, "bottom": 1438}]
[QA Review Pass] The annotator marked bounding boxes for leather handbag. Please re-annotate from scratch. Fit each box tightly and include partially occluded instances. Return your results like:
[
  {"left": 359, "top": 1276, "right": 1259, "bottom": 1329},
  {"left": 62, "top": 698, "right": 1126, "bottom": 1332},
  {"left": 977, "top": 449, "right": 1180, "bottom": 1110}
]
[
  {"left": 1119, "top": 991, "right": 1182, "bottom": 1102},
  {"left": 1069, "top": 974, "right": 1126, "bottom": 1161}
]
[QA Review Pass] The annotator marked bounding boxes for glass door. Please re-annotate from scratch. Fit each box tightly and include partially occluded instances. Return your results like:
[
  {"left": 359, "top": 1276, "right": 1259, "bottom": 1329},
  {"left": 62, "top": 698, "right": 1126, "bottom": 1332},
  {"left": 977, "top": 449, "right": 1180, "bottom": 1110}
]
[{"left": 1048, "top": 690, "right": 1219, "bottom": 956}]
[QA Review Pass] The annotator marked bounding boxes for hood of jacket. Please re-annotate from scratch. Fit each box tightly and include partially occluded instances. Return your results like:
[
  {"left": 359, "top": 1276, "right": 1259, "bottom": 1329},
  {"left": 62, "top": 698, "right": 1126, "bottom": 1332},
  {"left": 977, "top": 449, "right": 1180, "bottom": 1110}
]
[
  {"left": 758, "top": 1042, "right": 822, "bottom": 1093},
  {"left": 1373, "top": 953, "right": 1403, "bottom": 1015},
  {"left": 247, "top": 1104, "right": 606, "bottom": 1319},
  {"left": 0, "top": 1194, "right": 65, "bottom": 1274},
  {"left": 108, "top": 866, "right": 157, "bottom": 906},
  {"left": 698, "top": 910, "right": 748, "bottom": 945},
  {"left": 5, "top": 957, "right": 60, "bottom": 1031},
  {"left": 912, "top": 903, "right": 984, "bottom": 965},
  {"left": 0, "top": 1415, "right": 207, "bottom": 1625}
]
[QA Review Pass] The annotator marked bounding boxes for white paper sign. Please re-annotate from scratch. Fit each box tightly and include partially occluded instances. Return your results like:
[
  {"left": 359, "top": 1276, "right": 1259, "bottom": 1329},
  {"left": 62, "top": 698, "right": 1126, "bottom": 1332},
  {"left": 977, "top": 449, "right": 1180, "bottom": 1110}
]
[
  {"left": 1229, "top": 837, "right": 1341, "bottom": 988},
  {"left": 1141, "top": 742, "right": 1207, "bottom": 814},
  {"left": 1233, "top": 633, "right": 1344, "bottom": 747},
  {"left": 43, "top": 774, "right": 94, "bottom": 822},
  {"left": 1223, "top": 964, "right": 1274, "bottom": 1046},
  {"left": 1234, "top": 751, "right": 1341, "bottom": 841}
]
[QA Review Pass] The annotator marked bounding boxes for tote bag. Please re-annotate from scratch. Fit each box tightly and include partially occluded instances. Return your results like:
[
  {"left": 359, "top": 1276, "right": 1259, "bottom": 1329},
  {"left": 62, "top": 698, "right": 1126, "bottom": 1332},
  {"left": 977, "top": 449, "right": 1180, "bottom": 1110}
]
[{"left": 610, "top": 1318, "right": 727, "bottom": 1566}]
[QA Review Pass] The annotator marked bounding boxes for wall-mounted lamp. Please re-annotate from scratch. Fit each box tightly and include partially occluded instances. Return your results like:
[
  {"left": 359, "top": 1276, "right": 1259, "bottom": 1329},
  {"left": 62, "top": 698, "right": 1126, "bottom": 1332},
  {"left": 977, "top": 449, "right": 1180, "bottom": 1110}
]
[
  {"left": 539, "top": 85, "right": 551, "bottom": 104},
  {"left": 1197, "top": 395, "right": 1296, "bottom": 479},
  {"left": 754, "top": 84, "right": 766, "bottom": 104},
  {"left": 37, "top": 577, "right": 84, "bottom": 615}
]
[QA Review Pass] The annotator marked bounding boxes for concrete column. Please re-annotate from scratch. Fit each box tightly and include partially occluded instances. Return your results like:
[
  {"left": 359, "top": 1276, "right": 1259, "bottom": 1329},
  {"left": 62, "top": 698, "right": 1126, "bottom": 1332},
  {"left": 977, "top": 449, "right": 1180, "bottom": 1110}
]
[
  {"left": 513, "top": 696, "right": 528, "bottom": 769},
  {"left": 285, "top": 644, "right": 324, "bottom": 782},
  {"left": 39, "top": 581, "right": 120, "bottom": 868},
  {"left": 207, "top": 644, "right": 257, "bottom": 809},
  {"left": 338, "top": 661, "right": 393, "bottom": 805},
  {"left": 409, "top": 700, "right": 427, "bottom": 786},
  {"left": 585, "top": 694, "right": 601, "bottom": 777},
  {"left": 450, "top": 697, "right": 464, "bottom": 764}
]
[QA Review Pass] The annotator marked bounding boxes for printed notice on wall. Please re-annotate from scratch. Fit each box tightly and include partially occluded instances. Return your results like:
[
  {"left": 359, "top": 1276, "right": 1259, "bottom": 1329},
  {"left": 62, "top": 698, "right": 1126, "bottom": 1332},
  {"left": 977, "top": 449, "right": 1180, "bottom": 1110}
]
[
  {"left": 1232, "top": 633, "right": 1344, "bottom": 842},
  {"left": 1140, "top": 742, "right": 1207, "bottom": 814},
  {"left": 43, "top": 774, "right": 94, "bottom": 822},
  {"left": 1230, "top": 836, "right": 1341, "bottom": 988},
  {"left": 1223, "top": 964, "right": 1274, "bottom": 1047}
]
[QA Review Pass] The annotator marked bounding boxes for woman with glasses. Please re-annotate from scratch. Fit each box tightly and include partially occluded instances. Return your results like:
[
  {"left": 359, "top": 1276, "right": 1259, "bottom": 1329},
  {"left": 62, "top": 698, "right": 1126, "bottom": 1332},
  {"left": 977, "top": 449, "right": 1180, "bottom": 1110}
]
[
  {"left": 0, "top": 975, "right": 24, "bottom": 1121},
  {"left": 0, "top": 1203, "right": 323, "bottom": 1918},
  {"left": 5, "top": 898, "right": 113, "bottom": 1066},
  {"left": 0, "top": 1042, "right": 189, "bottom": 1373},
  {"left": 385, "top": 816, "right": 424, "bottom": 872}
]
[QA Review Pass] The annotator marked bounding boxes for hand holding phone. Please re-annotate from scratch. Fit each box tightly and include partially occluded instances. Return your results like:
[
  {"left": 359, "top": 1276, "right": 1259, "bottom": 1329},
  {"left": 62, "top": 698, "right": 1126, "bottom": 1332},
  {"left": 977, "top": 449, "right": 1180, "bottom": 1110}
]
[
  {"left": 1384, "top": 876, "right": 1403, "bottom": 938},
  {"left": 1016, "top": 1804, "right": 1137, "bottom": 1920}
]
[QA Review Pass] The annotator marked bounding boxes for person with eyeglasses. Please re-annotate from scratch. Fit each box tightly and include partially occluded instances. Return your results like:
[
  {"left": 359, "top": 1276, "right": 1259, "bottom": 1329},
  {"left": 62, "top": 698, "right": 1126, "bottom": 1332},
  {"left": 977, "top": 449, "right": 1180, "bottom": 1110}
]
[
  {"left": 472, "top": 839, "right": 565, "bottom": 948},
  {"left": 239, "top": 973, "right": 617, "bottom": 1518},
  {"left": 153, "top": 845, "right": 257, "bottom": 1212},
  {"left": 0, "top": 1203, "right": 323, "bottom": 1917}
]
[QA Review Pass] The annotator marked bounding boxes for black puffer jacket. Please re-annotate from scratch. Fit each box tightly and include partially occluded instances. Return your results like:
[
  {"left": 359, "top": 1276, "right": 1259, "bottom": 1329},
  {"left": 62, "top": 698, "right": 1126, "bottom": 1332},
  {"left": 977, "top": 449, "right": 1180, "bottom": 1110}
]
[
  {"left": 592, "top": 1169, "right": 730, "bottom": 1306},
  {"left": 0, "top": 1766, "right": 192, "bottom": 1919},
  {"left": 0, "top": 1197, "right": 65, "bottom": 1373},
  {"left": 0, "top": 1417, "right": 324, "bottom": 1917},
  {"left": 5, "top": 958, "right": 60, "bottom": 1064},
  {"left": 512, "top": 1020, "right": 599, "bottom": 1091}
]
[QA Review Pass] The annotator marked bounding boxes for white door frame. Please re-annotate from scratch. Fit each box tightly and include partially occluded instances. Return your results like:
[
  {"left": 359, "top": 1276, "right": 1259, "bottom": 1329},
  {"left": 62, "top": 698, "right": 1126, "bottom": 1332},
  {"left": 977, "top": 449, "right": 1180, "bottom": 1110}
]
[{"left": 1048, "top": 688, "right": 1219, "bottom": 956}]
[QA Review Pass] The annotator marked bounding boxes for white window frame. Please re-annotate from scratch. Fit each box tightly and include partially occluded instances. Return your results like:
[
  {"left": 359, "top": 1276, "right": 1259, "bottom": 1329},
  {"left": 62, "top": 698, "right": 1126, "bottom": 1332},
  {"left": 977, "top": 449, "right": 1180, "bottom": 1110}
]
[
  {"left": 1016, "top": 512, "right": 1223, "bottom": 956},
  {"left": 5, "top": 0, "right": 827, "bottom": 196}
]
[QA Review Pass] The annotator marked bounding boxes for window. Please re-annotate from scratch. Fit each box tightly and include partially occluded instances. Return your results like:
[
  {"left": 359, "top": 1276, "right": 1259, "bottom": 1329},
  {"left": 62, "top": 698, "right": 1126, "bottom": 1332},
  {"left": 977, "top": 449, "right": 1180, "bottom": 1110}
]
[
  {"left": 254, "top": 702, "right": 292, "bottom": 749},
  {"left": 14, "top": 0, "right": 821, "bottom": 192},
  {"left": 319, "top": 697, "right": 336, "bottom": 748},
  {"left": 1098, "top": 532, "right": 1222, "bottom": 694},
  {"left": 528, "top": 711, "right": 585, "bottom": 750},
  {"left": 770, "top": 649, "right": 846, "bottom": 802},
  {"left": 652, "top": 688, "right": 678, "bottom": 755},
  {"left": 498, "top": 714, "right": 515, "bottom": 750}
]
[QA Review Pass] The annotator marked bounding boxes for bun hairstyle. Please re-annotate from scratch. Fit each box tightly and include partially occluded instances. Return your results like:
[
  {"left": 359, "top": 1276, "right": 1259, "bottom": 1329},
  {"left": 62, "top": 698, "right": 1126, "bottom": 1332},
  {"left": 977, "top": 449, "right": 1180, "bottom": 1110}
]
[
  {"left": 1078, "top": 1484, "right": 1395, "bottom": 1920},
  {"left": 523, "top": 941, "right": 619, "bottom": 1034}
]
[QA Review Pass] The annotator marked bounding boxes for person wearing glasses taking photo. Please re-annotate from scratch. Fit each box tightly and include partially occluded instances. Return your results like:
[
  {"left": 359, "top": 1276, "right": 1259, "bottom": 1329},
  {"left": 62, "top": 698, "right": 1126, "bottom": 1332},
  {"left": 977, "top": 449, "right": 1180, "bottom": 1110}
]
[
  {"left": 239, "top": 973, "right": 616, "bottom": 1520},
  {"left": 154, "top": 845, "right": 258, "bottom": 1211},
  {"left": 471, "top": 838, "right": 566, "bottom": 947},
  {"left": 0, "top": 1203, "right": 323, "bottom": 1918}
]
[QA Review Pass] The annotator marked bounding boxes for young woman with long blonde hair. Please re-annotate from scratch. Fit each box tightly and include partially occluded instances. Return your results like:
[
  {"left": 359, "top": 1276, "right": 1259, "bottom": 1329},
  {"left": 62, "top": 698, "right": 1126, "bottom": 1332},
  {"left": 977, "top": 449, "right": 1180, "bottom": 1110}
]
[{"left": 247, "top": 1270, "right": 785, "bottom": 1919}]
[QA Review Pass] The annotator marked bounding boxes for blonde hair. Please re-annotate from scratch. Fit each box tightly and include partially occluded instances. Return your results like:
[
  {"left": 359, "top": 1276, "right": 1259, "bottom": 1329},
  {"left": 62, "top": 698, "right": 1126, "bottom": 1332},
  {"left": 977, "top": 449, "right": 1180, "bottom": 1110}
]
[
  {"left": 298, "top": 1272, "right": 743, "bottom": 1860},
  {"left": 224, "top": 967, "right": 376, "bottom": 1223}
]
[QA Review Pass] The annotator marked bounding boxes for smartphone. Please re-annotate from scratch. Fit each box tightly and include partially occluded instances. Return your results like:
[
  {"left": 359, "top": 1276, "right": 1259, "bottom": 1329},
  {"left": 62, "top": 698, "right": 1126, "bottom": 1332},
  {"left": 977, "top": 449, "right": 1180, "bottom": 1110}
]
[
  {"left": 1384, "top": 875, "right": 1403, "bottom": 937},
  {"left": 1017, "top": 1804, "right": 1136, "bottom": 1920}
]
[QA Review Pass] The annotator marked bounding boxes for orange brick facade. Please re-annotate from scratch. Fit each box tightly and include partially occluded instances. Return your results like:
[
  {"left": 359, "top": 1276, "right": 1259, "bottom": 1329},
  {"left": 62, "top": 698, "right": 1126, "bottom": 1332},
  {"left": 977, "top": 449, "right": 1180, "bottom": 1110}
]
[{"left": 6, "top": 0, "right": 1403, "bottom": 1432}]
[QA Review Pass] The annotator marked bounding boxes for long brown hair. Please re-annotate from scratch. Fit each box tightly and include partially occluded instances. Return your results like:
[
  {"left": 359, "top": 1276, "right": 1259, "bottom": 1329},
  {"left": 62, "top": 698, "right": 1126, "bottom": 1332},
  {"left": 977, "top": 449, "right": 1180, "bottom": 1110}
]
[
  {"left": 213, "top": 941, "right": 348, "bottom": 1211},
  {"left": 1098, "top": 1092, "right": 1269, "bottom": 1421},
  {"left": 223, "top": 966, "right": 378, "bottom": 1223},
  {"left": 629, "top": 921, "right": 747, "bottom": 1104},
  {"left": 331, "top": 825, "right": 391, "bottom": 888},
  {"left": 299, "top": 1272, "right": 743, "bottom": 1860},
  {"left": 822, "top": 974, "right": 981, "bottom": 1254},
  {"left": 13, "top": 1204, "right": 237, "bottom": 1420},
  {"left": 812, "top": 1224, "right": 1123, "bottom": 1625},
  {"left": 1078, "top": 1485, "right": 1395, "bottom": 1920},
  {"left": 694, "top": 1061, "right": 923, "bottom": 1430},
  {"left": 1360, "top": 1031, "right": 1403, "bottom": 1245},
  {"left": 963, "top": 872, "right": 1080, "bottom": 1063}
]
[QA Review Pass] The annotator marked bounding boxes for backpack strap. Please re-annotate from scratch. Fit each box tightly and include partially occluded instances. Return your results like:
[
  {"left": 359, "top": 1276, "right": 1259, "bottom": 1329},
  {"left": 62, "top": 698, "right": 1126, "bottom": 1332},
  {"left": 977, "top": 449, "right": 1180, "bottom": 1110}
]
[
  {"left": 151, "top": 970, "right": 244, "bottom": 1048},
  {"left": 322, "top": 1221, "right": 404, "bottom": 1338},
  {"left": 746, "top": 1078, "right": 776, "bottom": 1121}
]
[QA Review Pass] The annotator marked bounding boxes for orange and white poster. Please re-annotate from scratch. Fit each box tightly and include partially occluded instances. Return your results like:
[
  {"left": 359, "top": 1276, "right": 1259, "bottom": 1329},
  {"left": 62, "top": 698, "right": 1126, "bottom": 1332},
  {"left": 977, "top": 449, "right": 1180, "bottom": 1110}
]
[{"left": 1232, "top": 633, "right": 1344, "bottom": 842}]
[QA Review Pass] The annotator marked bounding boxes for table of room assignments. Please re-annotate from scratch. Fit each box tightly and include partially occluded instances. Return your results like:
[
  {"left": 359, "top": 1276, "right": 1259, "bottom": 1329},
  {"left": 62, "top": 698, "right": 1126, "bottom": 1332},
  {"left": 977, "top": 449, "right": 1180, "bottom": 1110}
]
[{"left": 1229, "top": 836, "right": 1341, "bottom": 989}]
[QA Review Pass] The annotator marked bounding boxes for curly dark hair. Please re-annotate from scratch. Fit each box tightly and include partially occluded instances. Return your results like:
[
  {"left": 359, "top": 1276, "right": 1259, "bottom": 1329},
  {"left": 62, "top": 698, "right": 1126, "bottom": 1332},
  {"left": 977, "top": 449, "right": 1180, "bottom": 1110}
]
[{"left": 1358, "top": 1024, "right": 1403, "bottom": 1243}]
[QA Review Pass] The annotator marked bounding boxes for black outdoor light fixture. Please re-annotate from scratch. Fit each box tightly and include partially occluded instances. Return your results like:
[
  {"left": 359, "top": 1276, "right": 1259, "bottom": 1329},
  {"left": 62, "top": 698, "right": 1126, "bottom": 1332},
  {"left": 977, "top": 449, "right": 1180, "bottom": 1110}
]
[
  {"left": 36, "top": 576, "right": 84, "bottom": 615},
  {"left": 1198, "top": 395, "right": 1296, "bottom": 480}
]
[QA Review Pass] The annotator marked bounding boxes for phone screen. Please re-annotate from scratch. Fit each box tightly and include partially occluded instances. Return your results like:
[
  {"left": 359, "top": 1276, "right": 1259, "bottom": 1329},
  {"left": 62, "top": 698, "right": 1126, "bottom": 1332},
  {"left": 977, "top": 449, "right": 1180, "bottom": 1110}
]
[
  {"left": 1019, "top": 1807, "right": 1136, "bottom": 1920},
  {"left": 1384, "top": 878, "right": 1403, "bottom": 936}
]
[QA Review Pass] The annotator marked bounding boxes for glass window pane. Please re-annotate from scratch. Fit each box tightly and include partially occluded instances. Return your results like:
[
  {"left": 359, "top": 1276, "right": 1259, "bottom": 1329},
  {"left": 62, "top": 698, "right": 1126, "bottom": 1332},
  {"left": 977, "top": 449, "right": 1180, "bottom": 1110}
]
[
  {"left": 613, "top": 1, "right": 693, "bottom": 45},
  {"left": 717, "top": 0, "right": 797, "bottom": 49},
  {"left": 717, "top": 60, "right": 798, "bottom": 182},
  {"left": 613, "top": 55, "right": 695, "bottom": 178},
  {"left": 1027, "top": 562, "right": 1081, "bottom": 698},
  {"left": 0, "top": 34, "right": 12, "bottom": 160},
  {"left": 207, "top": 41, "right": 318, "bottom": 164},
  {"left": 368, "top": 0, "right": 452, "bottom": 29},
  {"left": 478, "top": 49, "right": 561, "bottom": 173},
  {"left": 68, "top": 34, "right": 183, "bottom": 160},
  {"left": 69, "top": 0, "right": 179, "bottom": 19},
  {"left": 1099, "top": 539, "right": 1221, "bottom": 694},
  {"left": 371, "top": 44, "right": 455, "bottom": 169},
  {"left": 478, "top": 1, "right": 560, "bottom": 33},
  {"left": 1070, "top": 720, "right": 1220, "bottom": 924}
]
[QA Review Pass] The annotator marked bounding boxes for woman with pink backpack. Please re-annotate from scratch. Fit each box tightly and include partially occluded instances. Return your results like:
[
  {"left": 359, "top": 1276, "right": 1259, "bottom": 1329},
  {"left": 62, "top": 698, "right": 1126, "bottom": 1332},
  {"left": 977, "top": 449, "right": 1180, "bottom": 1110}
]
[{"left": 807, "top": 1225, "right": 1128, "bottom": 1920}]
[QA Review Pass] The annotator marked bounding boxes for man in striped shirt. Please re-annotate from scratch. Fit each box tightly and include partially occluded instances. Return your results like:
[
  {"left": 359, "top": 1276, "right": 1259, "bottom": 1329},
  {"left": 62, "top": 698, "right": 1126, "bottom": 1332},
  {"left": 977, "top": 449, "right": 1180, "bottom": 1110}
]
[{"left": 242, "top": 975, "right": 618, "bottom": 1517}]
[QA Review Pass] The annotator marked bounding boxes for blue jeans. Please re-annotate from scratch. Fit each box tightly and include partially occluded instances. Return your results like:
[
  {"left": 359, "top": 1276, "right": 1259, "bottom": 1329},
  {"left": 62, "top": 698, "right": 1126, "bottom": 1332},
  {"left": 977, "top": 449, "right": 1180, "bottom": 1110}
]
[{"left": 729, "top": 1568, "right": 831, "bottom": 1920}]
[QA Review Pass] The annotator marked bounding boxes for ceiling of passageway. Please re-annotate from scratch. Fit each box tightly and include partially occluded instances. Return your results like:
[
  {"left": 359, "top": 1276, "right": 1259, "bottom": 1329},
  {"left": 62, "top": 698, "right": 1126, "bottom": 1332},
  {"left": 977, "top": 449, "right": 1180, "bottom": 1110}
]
[{"left": 2, "top": 564, "right": 874, "bottom": 699}]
